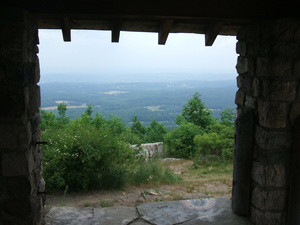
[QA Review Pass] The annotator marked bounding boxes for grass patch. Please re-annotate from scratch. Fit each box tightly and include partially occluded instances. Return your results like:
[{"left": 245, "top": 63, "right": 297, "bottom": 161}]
[
  {"left": 129, "top": 159, "right": 181, "bottom": 186},
  {"left": 99, "top": 200, "right": 114, "bottom": 207}
]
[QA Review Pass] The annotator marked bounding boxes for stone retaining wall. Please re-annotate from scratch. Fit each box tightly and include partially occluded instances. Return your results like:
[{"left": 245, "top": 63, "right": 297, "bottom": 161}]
[{"left": 131, "top": 142, "right": 163, "bottom": 159}]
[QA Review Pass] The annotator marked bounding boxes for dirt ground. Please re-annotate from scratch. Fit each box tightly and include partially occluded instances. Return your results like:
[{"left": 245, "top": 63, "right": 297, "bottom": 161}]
[{"left": 45, "top": 159, "right": 232, "bottom": 210}]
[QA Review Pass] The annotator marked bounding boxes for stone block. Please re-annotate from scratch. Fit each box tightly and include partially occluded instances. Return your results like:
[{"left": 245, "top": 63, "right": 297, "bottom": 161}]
[
  {"left": 290, "top": 102, "right": 300, "bottom": 125},
  {"left": 253, "top": 145, "right": 291, "bottom": 165},
  {"left": 258, "top": 100, "right": 287, "bottom": 128},
  {"left": 2, "top": 150, "right": 34, "bottom": 176},
  {"left": 236, "top": 56, "right": 249, "bottom": 74},
  {"left": 250, "top": 207, "right": 282, "bottom": 225},
  {"left": 262, "top": 80, "right": 296, "bottom": 101},
  {"left": 236, "top": 41, "right": 247, "bottom": 56},
  {"left": 0, "top": 86, "right": 29, "bottom": 119},
  {"left": 272, "top": 57, "right": 293, "bottom": 77},
  {"left": 256, "top": 58, "right": 272, "bottom": 76},
  {"left": 0, "top": 123, "right": 31, "bottom": 150},
  {"left": 2, "top": 198, "right": 37, "bottom": 224},
  {"left": 272, "top": 42, "right": 300, "bottom": 58},
  {"left": 235, "top": 89, "right": 245, "bottom": 106},
  {"left": 294, "top": 59, "right": 300, "bottom": 78},
  {"left": 255, "top": 126, "right": 292, "bottom": 150},
  {"left": 252, "top": 162, "right": 286, "bottom": 187},
  {"left": 28, "top": 85, "right": 40, "bottom": 118},
  {"left": 245, "top": 95, "right": 255, "bottom": 109},
  {"left": 6, "top": 176, "right": 33, "bottom": 199},
  {"left": 242, "top": 76, "right": 252, "bottom": 93},
  {"left": 252, "top": 187, "right": 286, "bottom": 211},
  {"left": 252, "top": 77, "right": 260, "bottom": 97}
]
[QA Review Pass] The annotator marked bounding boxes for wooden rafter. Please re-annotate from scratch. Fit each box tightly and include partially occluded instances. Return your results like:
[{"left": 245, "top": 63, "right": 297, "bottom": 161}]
[
  {"left": 158, "top": 20, "right": 173, "bottom": 45},
  {"left": 205, "top": 21, "right": 224, "bottom": 46},
  {"left": 111, "top": 21, "right": 121, "bottom": 43},
  {"left": 61, "top": 17, "right": 71, "bottom": 42}
]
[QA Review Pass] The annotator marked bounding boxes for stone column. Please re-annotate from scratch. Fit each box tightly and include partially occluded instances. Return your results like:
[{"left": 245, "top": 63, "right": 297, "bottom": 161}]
[
  {"left": 234, "top": 19, "right": 300, "bottom": 225},
  {"left": 0, "top": 9, "right": 43, "bottom": 224}
]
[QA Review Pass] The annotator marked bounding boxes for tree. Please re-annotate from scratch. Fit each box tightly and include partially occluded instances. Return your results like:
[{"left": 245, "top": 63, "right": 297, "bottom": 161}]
[
  {"left": 130, "top": 116, "right": 146, "bottom": 140},
  {"left": 145, "top": 119, "right": 167, "bottom": 143},
  {"left": 57, "top": 103, "right": 70, "bottom": 125},
  {"left": 176, "top": 92, "right": 213, "bottom": 129},
  {"left": 164, "top": 122, "right": 204, "bottom": 158},
  {"left": 40, "top": 110, "right": 58, "bottom": 130},
  {"left": 220, "top": 108, "right": 235, "bottom": 127}
]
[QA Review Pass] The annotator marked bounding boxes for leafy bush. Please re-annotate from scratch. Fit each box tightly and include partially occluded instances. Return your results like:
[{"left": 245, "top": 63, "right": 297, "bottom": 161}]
[
  {"left": 164, "top": 122, "right": 204, "bottom": 158},
  {"left": 42, "top": 122, "right": 136, "bottom": 191},
  {"left": 194, "top": 124, "right": 234, "bottom": 161}
]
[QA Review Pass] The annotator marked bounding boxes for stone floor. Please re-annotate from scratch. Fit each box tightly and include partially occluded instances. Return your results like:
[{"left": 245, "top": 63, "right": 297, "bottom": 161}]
[{"left": 45, "top": 198, "right": 253, "bottom": 225}]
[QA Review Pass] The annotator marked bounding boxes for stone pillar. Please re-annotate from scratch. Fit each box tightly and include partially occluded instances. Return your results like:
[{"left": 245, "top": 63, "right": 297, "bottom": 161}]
[
  {"left": 234, "top": 19, "right": 300, "bottom": 225},
  {"left": 0, "top": 8, "right": 43, "bottom": 224}
]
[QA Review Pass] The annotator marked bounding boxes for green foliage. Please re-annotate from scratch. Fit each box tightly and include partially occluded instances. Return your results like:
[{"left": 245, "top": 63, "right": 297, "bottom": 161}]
[
  {"left": 129, "top": 159, "right": 181, "bottom": 186},
  {"left": 130, "top": 116, "right": 146, "bottom": 140},
  {"left": 145, "top": 119, "right": 167, "bottom": 143},
  {"left": 43, "top": 123, "right": 136, "bottom": 191},
  {"left": 164, "top": 122, "right": 204, "bottom": 158},
  {"left": 57, "top": 103, "right": 70, "bottom": 124},
  {"left": 194, "top": 123, "right": 234, "bottom": 161},
  {"left": 176, "top": 92, "right": 214, "bottom": 129},
  {"left": 42, "top": 104, "right": 177, "bottom": 191},
  {"left": 220, "top": 108, "right": 235, "bottom": 127}
]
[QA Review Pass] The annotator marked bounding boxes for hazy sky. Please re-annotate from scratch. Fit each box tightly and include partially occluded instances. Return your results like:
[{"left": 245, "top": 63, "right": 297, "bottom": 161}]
[{"left": 38, "top": 29, "right": 238, "bottom": 79}]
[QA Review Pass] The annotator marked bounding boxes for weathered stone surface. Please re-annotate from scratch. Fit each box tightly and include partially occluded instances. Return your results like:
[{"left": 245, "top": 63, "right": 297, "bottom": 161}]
[
  {"left": 252, "top": 162, "right": 286, "bottom": 187},
  {"left": 0, "top": 122, "right": 31, "bottom": 150},
  {"left": 2, "top": 198, "right": 33, "bottom": 223},
  {"left": 131, "top": 142, "right": 163, "bottom": 159},
  {"left": 290, "top": 102, "right": 300, "bottom": 125},
  {"left": 251, "top": 207, "right": 282, "bottom": 225},
  {"left": 0, "top": 86, "right": 29, "bottom": 119},
  {"left": 257, "top": 100, "right": 287, "bottom": 128},
  {"left": 245, "top": 95, "right": 256, "bottom": 109},
  {"left": 138, "top": 198, "right": 252, "bottom": 225},
  {"left": 252, "top": 187, "right": 286, "bottom": 211},
  {"left": 253, "top": 145, "right": 291, "bottom": 165},
  {"left": 255, "top": 126, "right": 292, "bottom": 150},
  {"left": 6, "top": 176, "right": 33, "bottom": 198},
  {"left": 235, "top": 89, "right": 245, "bottom": 106},
  {"left": 262, "top": 80, "right": 296, "bottom": 101},
  {"left": 45, "top": 206, "right": 138, "bottom": 225},
  {"left": 252, "top": 77, "right": 260, "bottom": 97},
  {"left": 236, "top": 56, "right": 249, "bottom": 74},
  {"left": 232, "top": 108, "right": 254, "bottom": 216},
  {"left": 2, "top": 150, "right": 34, "bottom": 176}
]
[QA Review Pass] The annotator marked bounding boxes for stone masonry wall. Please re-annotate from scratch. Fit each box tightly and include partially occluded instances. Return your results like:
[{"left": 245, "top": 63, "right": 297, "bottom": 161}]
[
  {"left": 0, "top": 9, "right": 43, "bottom": 224},
  {"left": 235, "top": 19, "right": 300, "bottom": 225}
]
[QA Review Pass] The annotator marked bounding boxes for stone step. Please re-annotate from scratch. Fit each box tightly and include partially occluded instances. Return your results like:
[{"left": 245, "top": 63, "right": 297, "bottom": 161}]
[{"left": 45, "top": 198, "right": 253, "bottom": 225}]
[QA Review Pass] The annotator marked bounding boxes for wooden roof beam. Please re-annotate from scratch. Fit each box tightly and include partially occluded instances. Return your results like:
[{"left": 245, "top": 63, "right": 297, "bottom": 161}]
[
  {"left": 205, "top": 21, "right": 224, "bottom": 46},
  {"left": 111, "top": 21, "right": 121, "bottom": 43},
  {"left": 158, "top": 20, "right": 173, "bottom": 45},
  {"left": 61, "top": 17, "right": 71, "bottom": 42}
]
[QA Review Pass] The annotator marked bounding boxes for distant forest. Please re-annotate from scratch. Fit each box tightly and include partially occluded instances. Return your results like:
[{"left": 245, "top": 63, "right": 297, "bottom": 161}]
[{"left": 40, "top": 79, "right": 237, "bottom": 129}]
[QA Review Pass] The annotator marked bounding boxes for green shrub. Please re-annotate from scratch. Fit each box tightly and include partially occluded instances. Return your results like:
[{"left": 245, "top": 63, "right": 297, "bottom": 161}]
[
  {"left": 164, "top": 122, "right": 204, "bottom": 158},
  {"left": 42, "top": 122, "right": 136, "bottom": 191},
  {"left": 194, "top": 124, "right": 234, "bottom": 161}
]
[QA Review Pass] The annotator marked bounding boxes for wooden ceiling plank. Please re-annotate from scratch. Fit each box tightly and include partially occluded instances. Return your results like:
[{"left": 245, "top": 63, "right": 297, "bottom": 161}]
[
  {"left": 61, "top": 17, "right": 71, "bottom": 42},
  {"left": 158, "top": 19, "right": 173, "bottom": 45},
  {"left": 205, "top": 21, "right": 224, "bottom": 46},
  {"left": 111, "top": 21, "right": 121, "bottom": 43}
]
